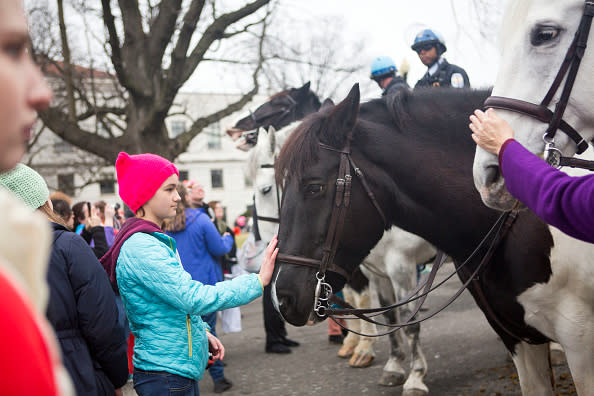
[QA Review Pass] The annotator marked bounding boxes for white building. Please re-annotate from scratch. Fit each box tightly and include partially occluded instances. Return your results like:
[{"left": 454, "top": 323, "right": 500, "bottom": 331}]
[{"left": 27, "top": 91, "right": 268, "bottom": 225}]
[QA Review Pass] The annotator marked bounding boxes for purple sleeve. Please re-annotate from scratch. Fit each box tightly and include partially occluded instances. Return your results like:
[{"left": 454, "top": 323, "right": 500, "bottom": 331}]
[
  {"left": 499, "top": 140, "right": 594, "bottom": 243},
  {"left": 104, "top": 226, "right": 115, "bottom": 247}
]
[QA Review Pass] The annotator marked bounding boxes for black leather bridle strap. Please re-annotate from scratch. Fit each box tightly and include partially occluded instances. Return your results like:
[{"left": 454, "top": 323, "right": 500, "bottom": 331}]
[
  {"left": 484, "top": 1, "right": 594, "bottom": 158},
  {"left": 484, "top": 96, "right": 588, "bottom": 154}
]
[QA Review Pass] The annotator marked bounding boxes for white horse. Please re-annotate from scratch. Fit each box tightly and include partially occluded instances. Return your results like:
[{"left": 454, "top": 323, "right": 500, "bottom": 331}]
[
  {"left": 473, "top": 1, "right": 594, "bottom": 395},
  {"left": 246, "top": 124, "right": 437, "bottom": 396}
]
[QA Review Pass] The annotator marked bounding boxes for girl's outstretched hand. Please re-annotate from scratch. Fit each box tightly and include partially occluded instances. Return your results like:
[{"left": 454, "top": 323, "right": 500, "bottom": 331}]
[
  {"left": 206, "top": 331, "right": 225, "bottom": 361},
  {"left": 258, "top": 235, "right": 278, "bottom": 287}
]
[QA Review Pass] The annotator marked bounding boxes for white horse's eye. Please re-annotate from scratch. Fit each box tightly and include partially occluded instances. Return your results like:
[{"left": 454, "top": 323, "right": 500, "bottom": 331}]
[
  {"left": 530, "top": 25, "right": 561, "bottom": 46},
  {"left": 260, "top": 185, "right": 273, "bottom": 194}
]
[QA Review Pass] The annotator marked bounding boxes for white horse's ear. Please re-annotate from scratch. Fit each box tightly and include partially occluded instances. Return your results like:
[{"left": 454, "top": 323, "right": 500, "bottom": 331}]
[{"left": 268, "top": 126, "right": 276, "bottom": 155}]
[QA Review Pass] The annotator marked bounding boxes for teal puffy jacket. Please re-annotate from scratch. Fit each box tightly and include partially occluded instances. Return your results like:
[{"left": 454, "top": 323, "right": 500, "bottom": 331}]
[{"left": 116, "top": 231, "right": 262, "bottom": 380}]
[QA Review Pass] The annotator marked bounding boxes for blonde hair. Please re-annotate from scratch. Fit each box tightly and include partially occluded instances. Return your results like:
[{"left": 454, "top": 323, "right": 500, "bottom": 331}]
[{"left": 38, "top": 201, "right": 69, "bottom": 228}]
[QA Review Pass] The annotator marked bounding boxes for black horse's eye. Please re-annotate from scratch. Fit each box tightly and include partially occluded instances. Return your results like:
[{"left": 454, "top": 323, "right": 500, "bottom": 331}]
[
  {"left": 260, "top": 185, "right": 273, "bottom": 194},
  {"left": 530, "top": 25, "right": 561, "bottom": 46},
  {"left": 305, "top": 184, "right": 324, "bottom": 195}
]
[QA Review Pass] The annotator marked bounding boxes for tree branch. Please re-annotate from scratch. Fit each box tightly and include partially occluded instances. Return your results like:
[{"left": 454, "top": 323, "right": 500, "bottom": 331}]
[
  {"left": 178, "top": 0, "right": 270, "bottom": 87},
  {"left": 148, "top": 0, "right": 183, "bottom": 72},
  {"left": 56, "top": 0, "right": 76, "bottom": 122}
]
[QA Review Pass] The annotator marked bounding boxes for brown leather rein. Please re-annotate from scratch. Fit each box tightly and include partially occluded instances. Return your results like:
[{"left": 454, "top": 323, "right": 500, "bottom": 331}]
[{"left": 484, "top": 1, "right": 594, "bottom": 171}]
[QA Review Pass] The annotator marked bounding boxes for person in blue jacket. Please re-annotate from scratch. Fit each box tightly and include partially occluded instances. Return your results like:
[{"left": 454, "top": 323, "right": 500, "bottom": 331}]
[
  {"left": 164, "top": 183, "right": 235, "bottom": 393},
  {"left": 100, "top": 152, "right": 278, "bottom": 396}
]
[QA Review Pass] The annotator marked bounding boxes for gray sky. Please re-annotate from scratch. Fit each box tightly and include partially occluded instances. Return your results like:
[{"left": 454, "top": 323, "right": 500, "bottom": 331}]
[{"left": 184, "top": 0, "right": 504, "bottom": 99}]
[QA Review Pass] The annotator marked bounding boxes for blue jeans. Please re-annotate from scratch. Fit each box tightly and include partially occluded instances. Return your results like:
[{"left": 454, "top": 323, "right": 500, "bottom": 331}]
[
  {"left": 201, "top": 312, "right": 224, "bottom": 382},
  {"left": 133, "top": 369, "right": 199, "bottom": 396}
]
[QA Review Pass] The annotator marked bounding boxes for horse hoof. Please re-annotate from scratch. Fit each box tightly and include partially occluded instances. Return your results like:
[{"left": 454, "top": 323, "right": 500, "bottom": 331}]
[
  {"left": 378, "top": 371, "right": 406, "bottom": 387},
  {"left": 402, "top": 389, "right": 429, "bottom": 396},
  {"left": 550, "top": 349, "right": 566, "bottom": 366},
  {"left": 337, "top": 345, "right": 354, "bottom": 358},
  {"left": 349, "top": 353, "right": 374, "bottom": 368}
]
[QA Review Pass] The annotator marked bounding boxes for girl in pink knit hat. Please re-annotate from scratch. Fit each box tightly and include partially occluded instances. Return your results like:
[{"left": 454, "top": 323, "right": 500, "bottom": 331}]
[{"left": 101, "top": 152, "right": 278, "bottom": 396}]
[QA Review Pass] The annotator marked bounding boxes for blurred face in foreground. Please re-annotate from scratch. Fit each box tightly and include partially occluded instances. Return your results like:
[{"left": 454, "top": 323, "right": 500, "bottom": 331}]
[{"left": 0, "top": 0, "right": 52, "bottom": 172}]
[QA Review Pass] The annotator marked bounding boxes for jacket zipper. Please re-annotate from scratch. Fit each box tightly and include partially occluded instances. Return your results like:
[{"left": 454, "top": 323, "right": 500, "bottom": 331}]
[
  {"left": 167, "top": 236, "right": 192, "bottom": 358},
  {"left": 186, "top": 314, "right": 192, "bottom": 357}
]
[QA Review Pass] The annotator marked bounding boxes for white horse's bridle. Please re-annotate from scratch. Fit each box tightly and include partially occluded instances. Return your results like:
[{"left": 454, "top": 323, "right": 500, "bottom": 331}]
[{"left": 485, "top": 1, "right": 594, "bottom": 170}]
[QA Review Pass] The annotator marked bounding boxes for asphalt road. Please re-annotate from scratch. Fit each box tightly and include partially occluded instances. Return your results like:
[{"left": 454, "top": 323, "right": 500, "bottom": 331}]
[{"left": 124, "top": 263, "right": 576, "bottom": 396}]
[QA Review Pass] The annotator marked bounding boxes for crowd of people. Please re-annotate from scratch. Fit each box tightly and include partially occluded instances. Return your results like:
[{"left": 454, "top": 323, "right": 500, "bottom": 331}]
[{"left": 1, "top": 2, "right": 593, "bottom": 395}]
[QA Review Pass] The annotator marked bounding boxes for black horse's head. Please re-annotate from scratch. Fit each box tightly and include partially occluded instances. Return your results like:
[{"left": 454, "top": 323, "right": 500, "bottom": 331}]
[
  {"left": 227, "top": 82, "right": 321, "bottom": 148},
  {"left": 273, "top": 84, "right": 389, "bottom": 326}
]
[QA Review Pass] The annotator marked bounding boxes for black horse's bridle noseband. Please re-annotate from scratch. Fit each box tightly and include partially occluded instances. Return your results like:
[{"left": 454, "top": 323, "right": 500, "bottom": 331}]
[
  {"left": 276, "top": 142, "right": 387, "bottom": 316},
  {"left": 485, "top": 0, "right": 594, "bottom": 171}
]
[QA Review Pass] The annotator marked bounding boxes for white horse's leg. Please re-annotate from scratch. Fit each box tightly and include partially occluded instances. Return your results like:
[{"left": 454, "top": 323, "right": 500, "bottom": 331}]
[
  {"left": 554, "top": 333, "right": 593, "bottom": 395},
  {"left": 388, "top": 252, "right": 428, "bottom": 396},
  {"left": 337, "top": 286, "right": 359, "bottom": 358},
  {"left": 512, "top": 342, "right": 554, "bottom": 396},
  {"left": 400, "top": 311, "right": 428, "bottom": 396},
  {"left": 348, "top": 287, "right": 376, "bottom": 368},
  {"left": 374, "top": 276, "right": 407, "bottom": 386}
]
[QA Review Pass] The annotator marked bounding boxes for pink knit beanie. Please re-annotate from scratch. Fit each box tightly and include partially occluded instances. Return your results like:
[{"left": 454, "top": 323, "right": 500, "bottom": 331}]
[{"left": 115, "top": 152, "right": 179, "bottom": 213}]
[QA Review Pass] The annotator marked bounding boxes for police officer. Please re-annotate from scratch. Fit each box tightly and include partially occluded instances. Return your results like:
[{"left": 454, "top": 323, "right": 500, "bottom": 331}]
[
  {"left": 411, "top": 28, "right": 470, "bottom": 89},
  {"left": 370, "top": 56, "right": 409, "bottom": 96}
]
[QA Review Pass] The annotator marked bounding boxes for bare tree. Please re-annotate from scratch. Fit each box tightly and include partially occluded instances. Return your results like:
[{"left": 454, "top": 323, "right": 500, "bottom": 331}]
[
  {"left": 259, "top": 13, "right": 366, "bottom": 100},
  {"left": 29, "top": 0, "right": 274, "bottom": 162}
]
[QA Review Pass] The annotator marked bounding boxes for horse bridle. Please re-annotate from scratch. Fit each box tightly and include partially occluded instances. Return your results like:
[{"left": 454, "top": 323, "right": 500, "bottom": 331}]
[
  {"left": 276, "top": 141, "right": 387, "bottom": 316},
  {"left": 484, "top": 0, "right": 594, "bottom": 171},
  {"left": 252, "top": 163, "right": 281, "bottom": 243}
]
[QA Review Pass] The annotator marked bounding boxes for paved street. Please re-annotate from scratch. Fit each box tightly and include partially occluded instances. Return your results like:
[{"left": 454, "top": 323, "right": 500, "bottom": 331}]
[{"left": 124, "top": 263, "right": 576, "bottom": 396}]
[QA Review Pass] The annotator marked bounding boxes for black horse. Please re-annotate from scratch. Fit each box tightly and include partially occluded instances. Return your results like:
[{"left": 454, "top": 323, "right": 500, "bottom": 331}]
[
  {"left": 273, "top": 84, "right": 562, "bottom": 395},
  {"left": 227, "top": 82, "right": 321, "bottom": 148}
]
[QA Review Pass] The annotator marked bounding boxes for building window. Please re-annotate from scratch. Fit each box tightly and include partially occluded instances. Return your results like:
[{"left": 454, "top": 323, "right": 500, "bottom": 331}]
[
  {"left": 170, "top": 121, "right": 186, "bottom": 138},
  {"left": 211, "top": 169, "right": 223, "bottom": 189},
  {"left": 53, "top": 140, "right": 73, "bottom": 153},
  {"left": 57, "top": 174, "right": 75, "bottom": 196},
  {"left": 179, "top": 170, "right": 189, "bottom": 183},
  {"left": 99, "top": 180, "right": 115, "bottom": 194},
  {"left": 206, "top": 122, "right": 222, "bottom": 150}
]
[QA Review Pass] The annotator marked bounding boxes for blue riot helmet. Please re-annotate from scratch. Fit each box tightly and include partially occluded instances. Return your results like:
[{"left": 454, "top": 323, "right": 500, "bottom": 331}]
[
  {"left": 370, "top": 56, "right": 397, "bottom": 81},
  {"left": 411, "top": 29, "right": 447, "bottom": 55}
]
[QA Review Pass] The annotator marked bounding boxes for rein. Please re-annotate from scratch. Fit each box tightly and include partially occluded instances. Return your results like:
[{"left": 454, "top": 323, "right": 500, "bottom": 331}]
[
  {"left": 325, "top": 212, "right": 525, "bottom": 340},
  {"left": 484, "top": 1, "right": 594, "bottom": 170}
]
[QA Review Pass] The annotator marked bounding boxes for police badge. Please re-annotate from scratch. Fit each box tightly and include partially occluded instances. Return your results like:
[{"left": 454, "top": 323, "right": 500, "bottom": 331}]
[{"left": 450, "top": 73, "right": 464, "bottom": 88}]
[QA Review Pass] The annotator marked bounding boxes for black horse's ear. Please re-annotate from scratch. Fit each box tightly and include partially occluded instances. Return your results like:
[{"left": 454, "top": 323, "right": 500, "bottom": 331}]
[
  {"left": 320, "top": 98, "right": 335, "bottom": 112},
  {"left": 319, "top": 83, "right": 360, "bottom": 148},
  {"left": 295, "top": 82, "right": 311, "bottom": 99}
]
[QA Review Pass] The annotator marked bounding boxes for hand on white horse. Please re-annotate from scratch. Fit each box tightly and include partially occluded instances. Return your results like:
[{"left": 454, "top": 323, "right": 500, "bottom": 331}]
[
  {"left": 258, "top": 235, "right": 279, "bottom": 287},
  {"left": 469, "top": 109, "right": 515, "bottom": 155}
]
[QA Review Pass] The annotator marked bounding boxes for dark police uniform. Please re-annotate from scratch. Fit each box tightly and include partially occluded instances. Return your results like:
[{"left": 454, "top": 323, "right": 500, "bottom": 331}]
[
  {"left": 382, "top": 76, "right": 410, "bottom": 96},
  {"left": 414, "top": 58, "right": 470, "bottom": 89}
]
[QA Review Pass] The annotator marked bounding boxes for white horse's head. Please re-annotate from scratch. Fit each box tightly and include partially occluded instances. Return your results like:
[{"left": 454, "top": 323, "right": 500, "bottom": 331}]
[
  {"left": 245, "top": 122, "right": 297, "bottom": 242},
  {"left": 473, "top": 0, "right": 594, "bottom": 210}
]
